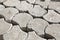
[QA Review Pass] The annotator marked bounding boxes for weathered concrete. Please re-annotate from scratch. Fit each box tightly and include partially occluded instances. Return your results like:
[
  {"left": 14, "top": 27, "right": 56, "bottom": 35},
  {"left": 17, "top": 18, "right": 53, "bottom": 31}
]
[
  {"left": 3, "top": 25, "right": 27, "bottom": 40},
  {"left": 43, "top": 10, "right": 60, "bottom": 23},
  {"left": 3, "top": 0, "right": 20, "bottom": 6},
  {"left": 28, "top": 5, "right": 47, "bottom": 17},
  {"left": 28, "top": 18, "right": 49, "bottom": 35},
  {"left": 12, "top": 13, "right": 33, "bottom": 27},
  {"left": 35, "top": 0, "right": 50, "bottom": 8},
  {"left": 49, "top": 2, "right": 60, "bottom": 13},
  {"left": 26, "top": 31, "right": 46, "bottom": 40},
  {"left": 0, "top": 18, "right": 12, "bottom": 35},
  {"left": 0, "top": 7, "right": 18, "bottom": 21},
  {"left": 16, "top": 1, "right": 33, "bottom": 11},
  {"left": 46, "top": 24, "right": 60, "bottom": 40}
]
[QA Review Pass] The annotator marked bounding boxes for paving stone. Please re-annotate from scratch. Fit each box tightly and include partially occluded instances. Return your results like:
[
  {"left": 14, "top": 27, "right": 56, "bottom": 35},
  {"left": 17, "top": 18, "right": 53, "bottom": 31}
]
[
  {"left": 3, "top": 0, "right": 20, "bottom": 6},
  {"left": 43, "top": 10, "right": 60, "bottom": 23},
  {"left": 26, "top": 0, "right": 35, "bottom": 4},
  {"left": 0, "top": 4, "right": 5, "bottom": 11},
  {"left": 12, "top": 13, "right": 33, "bottom": 28},
  {"left": 28, "top": 5, "right": 47, "bottom": 17},
  {"left": 16, "top": 1, "right": 33, "bottom": 11},
  {"left": 49, "top": 2, "right": 60, "bottom": 13},
  {"left": 18, "top": 29, "right": 27, "bottom": 40},
  {"left": 28, "top": 18, "right": 49, "bottom": 35},
  {"left": 45, "top": 24, "right": 60, "bottom": 40},
  {"left": 0, "top": 18, "right": 12, "bottom": 35},
  {"left": 26, "top": 31, "right": 46, "bottom": 40},
  {"left": 35, "top": 0, "right": 50, "bottom": 8},
  {"left": 3, "top": 25, "right": 27, "bottom": 40},
  {"left": 0, "top": 7, "right": 18, "bottom": 21}
]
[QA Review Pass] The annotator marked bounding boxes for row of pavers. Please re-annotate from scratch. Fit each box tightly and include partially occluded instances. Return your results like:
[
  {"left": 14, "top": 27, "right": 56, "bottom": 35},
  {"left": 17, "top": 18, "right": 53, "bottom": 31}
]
[{"left": 0, "top": 10, "right": 60, "bottom": 40}]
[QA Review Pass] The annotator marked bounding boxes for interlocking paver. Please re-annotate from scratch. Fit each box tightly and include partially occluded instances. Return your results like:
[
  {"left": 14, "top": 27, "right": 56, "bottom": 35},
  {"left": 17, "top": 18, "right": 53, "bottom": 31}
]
[
  {"left": 0, "top": 7, "right": 18, "bottom": 21},
  {"left": 12, "top": 13, "right": 33, "bottom": 28},
  {"left": 26, "top": 31, "right": 46, "bottom": 40},
  {"left": 43, "top": 10, "right": 60, "bottom": 23},
  {"left": 3, "top": 25, "right": 27, "bottom": 40},
  {"left": 16, "top": 1, "right": 33, "bottom": 11},
  {"left": 35, "top": 0, "right": 50, "bottom": 8},
  {"left": 0, "top": 18, "right": 12, "bottom": 35},
  {"left": 3, "top": 0, "right": 20, "bottom": 6},
  {"left": 28, "top": 5, "right": 47, "bottom": 17},
  {"left": 28, "top": 18, "right": 49, "bottom": 35},
  {"left": 49, "top": 2, "right": 60, "bottom": 13},
  {"left": 46, "top": 24, "right": 60, "bottom": 40},
  {"left": 0, "top": 0, "right": 60, "bottom": 40}
]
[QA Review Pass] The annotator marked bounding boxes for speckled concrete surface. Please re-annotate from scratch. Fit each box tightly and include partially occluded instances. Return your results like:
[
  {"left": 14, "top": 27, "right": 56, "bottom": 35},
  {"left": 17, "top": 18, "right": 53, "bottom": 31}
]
[{"left": 0, "top": 0, "right": 60, "bottom": 40}]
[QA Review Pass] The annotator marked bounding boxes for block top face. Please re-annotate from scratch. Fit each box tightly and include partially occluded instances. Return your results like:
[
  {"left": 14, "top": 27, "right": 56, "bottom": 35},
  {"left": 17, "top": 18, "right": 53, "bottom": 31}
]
[
  {"left": 16, "top": 1, "right": 33, "bottom": 11},
  {"left": 3, "top": 0, "right": 20, "bottom": 6},
  {"left": 28, "top": 18, "right": 49, "bottom": 35},
  {"left": 28, "top": 5, "right": 47, "bottom": 17},
  {"left": 3, "top": 25, "right": 27, "bottom": 40},
  {"left": 12, "top": 13, "right": 33, "bottom": 28},
  {"left": 0, "top": 18, "right": 12, "bottom": 35},
  {"left": 46, "top": 24, "right": 60, "bottom": 40},
  {"left": 43, "top": 10, "right": 60, "bottom": 23},
  {"left": 26, "top": 31, "right": 46, "bottom": 40},
  {"left": 0, "top": 7, "right": 18, "bottom": 20}
]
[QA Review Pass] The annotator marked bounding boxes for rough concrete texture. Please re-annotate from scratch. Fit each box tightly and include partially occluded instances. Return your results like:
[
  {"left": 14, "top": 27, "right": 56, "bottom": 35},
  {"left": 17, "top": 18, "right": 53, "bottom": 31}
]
[
  {"left": 0, "top": 7, "right": 18, "bottom": 21},
  {"left": 28, "top": 5, "right": 47, "bottom": 17},
  {"left": 16, "top": 1, "right": 33, "bottom": 11},
  {"left": 43, "top": 10, "right": 60, "bottom": 23},
  {"left": 0, "top": 0, "right": 60, "bottom": 40},
  {"left": 0, "top": 18, "right": 12, "bottom": 35},
  {"left": 26, "top": 31, "right": 46, "bottom": 40},
  {"left": 3, "top": 25, "right": 27, "bottom": 40},
  {"left": 28, "top": 18, "right": 49, "bottom": 35},
  {"left": 46, "top": 24, "right": 60, "bottom": 40},
  {"left": 12, "top": 13, "right": 33, "bottom": 27},
  {"left": 3, "top": 0, "right": 20, "bottom": 6}
]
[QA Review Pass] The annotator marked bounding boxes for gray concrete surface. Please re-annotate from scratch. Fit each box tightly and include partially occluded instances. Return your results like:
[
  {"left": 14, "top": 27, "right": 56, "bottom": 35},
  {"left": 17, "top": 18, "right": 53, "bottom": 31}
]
[{"left": 0, "top": 0, "right": 60, "bottom": 40}]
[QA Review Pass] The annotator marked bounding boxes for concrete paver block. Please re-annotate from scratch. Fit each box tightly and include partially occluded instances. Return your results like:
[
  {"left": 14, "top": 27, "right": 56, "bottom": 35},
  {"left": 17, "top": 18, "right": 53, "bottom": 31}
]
[
  {"left": 28, "top": 5, "right": 47, "bottom": 17},
  {"left": 0, "top": 18, "right": 12, "bottom": 35},
  {"left": 12, "top": 13, "right": 33, "bottom": 27},
  {"left": 43, "top": 10, "right": 60, "bottom": 23},
  {"left": 26, "top": 31, "right": 46, "bottom": 40},
  {"left": 16, "top": 1, "right": 33, "bottom": 11},
  {"left": 46, "top": 24, "right": 60, "bottom": 40},
  {"left": 0, "top": 7, "right": 18, "bottom": 21},
  {"left": 35, "top": 0, "right": 50, "bottom": 8},
  {"left": 49, "top": 2, "right": 60, "bottom": 13},
  {"left": 3, "top": 25, "right": 27, "bottom": 40},
  {"left": 28, "top": 18, "right": 49, "bottom": 35},
  {"left": 3, "top": 0, "right": 20, "bottom": 6}
]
